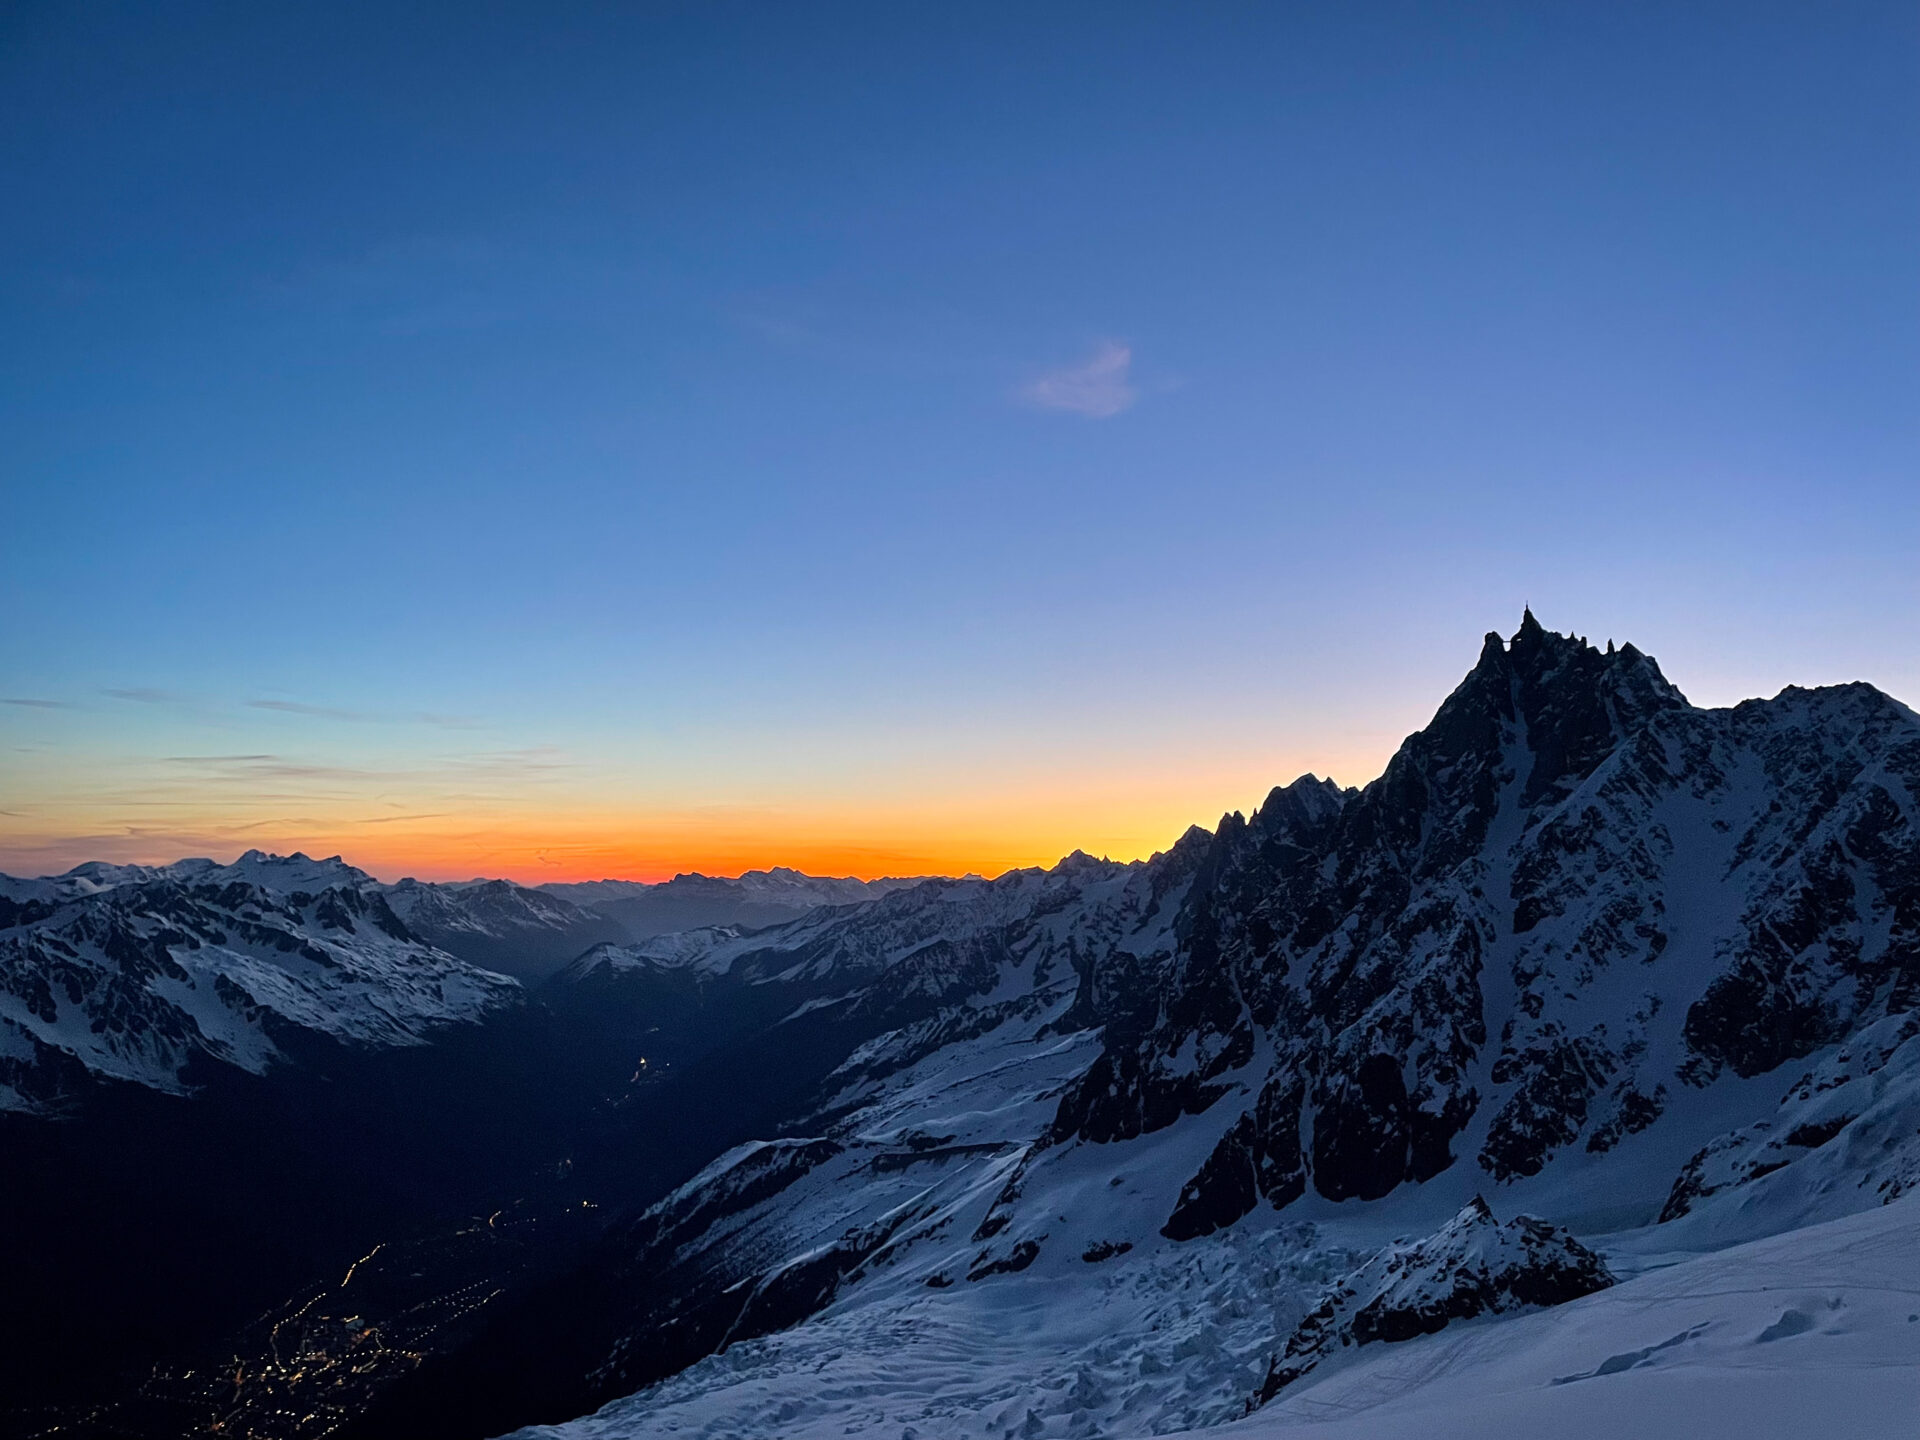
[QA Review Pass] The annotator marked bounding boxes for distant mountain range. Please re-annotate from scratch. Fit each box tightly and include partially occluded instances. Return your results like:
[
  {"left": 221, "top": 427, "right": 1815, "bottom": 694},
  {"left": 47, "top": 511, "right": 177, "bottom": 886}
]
[
  {"left": 537, "top": 868, "right": 929, "bottom": 957},
  {"left": 4, "top": 614, "right": 1916, "bottom": 1440},
  {"left": 0, "top": 857, "right": 932, "bottom": 1112}
]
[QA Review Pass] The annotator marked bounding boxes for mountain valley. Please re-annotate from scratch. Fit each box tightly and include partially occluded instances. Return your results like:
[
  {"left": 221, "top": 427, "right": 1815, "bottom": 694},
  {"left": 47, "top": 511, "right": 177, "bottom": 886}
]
[{"left": 5, "top": 616, "right": 1917, "bottom": 1440}]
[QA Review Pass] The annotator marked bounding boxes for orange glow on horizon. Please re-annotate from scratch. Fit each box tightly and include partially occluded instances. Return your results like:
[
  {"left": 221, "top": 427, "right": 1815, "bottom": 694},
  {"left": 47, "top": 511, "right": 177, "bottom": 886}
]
[
  {"left": 0, "top": 737, "right": 1401, "bottom": 885},
  {"left": 0, "top": 818, "right": 1178, "bottom": 886},
  {"left": 0, "top": 776, "right": 1363, "bottom": 885},
  {"left": 76, "top": 800, "right": 1216, "bottom": 885}
]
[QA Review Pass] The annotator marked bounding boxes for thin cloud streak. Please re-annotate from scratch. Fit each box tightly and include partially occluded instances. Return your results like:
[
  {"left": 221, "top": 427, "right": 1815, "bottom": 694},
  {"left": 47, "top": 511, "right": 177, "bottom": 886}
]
[
  {"left": 248, "top": 699, "right": 484, "bottom": 729},
  {"left": 160, "top": 753, "right": 388, "bottom": 783},
  {"left": 152, "top": 747, "right": 575, "bottom": 787},
  {"left": 249, "top": 699, "right": 371, "bottom": 722},
  {"left": 1023, "top": 342, "right": 1138, "bottom": 419},
  {"left": 2, "top": 697, "right": 73, "bottom": 709}
]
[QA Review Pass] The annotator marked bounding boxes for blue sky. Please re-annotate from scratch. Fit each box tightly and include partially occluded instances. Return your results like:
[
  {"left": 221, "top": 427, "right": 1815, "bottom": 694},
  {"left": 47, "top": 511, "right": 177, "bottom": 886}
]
[{"left": 2, "top": 2, "right": 1916, "bottom": 879}]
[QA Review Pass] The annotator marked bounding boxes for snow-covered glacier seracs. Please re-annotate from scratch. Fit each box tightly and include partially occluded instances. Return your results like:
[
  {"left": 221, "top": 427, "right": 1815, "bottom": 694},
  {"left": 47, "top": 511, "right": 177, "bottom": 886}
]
[
  {"left": 452, "top": 615, "right": 1920, "bottom": 1440},
  {"left": 1254, "top": 1197, "right": 1613, "bottom": 1402},
  {"left": 0, "top": 850, "right": 522, "bottom": 1111},
  {"left": 1235, "top": 1195, "right": 1920, "bottom": 1440}
]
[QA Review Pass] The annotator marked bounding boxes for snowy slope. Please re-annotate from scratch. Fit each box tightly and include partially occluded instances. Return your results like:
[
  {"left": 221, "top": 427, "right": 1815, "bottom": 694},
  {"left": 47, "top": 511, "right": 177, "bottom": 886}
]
[
  {"left": 1222, "top": 1196, "right": 1920, "bottom": 1440},
  {"left": 504, "top": 1112, "right": 1920, "bottom": 1440},
  {"left": 495, "top": 616, "right": 1920, "bottom": 1440},
  {"left": 513, "top": 1191, "right": 1920, "bottom": 1440},
  {"left": 501, "top": 978, "right": 1917, "bottom": 1440}
]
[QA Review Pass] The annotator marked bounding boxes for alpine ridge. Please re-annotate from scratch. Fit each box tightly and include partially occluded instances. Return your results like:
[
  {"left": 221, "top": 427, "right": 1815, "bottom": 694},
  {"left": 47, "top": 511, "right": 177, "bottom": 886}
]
[
  {"left": 7, "top": 617, "right": 1919, "bottom": 1440},
  {"left": 342, "top": 615, "right": 1920, "bottom": 1440}
]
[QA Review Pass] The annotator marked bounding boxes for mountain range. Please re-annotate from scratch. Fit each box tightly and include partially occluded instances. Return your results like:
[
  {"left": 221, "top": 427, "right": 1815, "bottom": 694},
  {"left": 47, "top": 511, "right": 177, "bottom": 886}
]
[
  {"left": 3, "top": 614, "right": 1915, "bottom": 1440},
  {"left": 0, "top": 857, "right": 922, "bottom": 1111}
]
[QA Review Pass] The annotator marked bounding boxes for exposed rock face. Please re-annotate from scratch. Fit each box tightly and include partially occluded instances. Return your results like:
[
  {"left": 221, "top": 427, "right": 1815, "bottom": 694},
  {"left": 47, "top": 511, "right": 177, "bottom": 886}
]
[
  {"left": 1256, "top": 1197, "right": 1614, "bottom": 1403},
  {"left": 1042, "top": 616, "right": 1920, "bottom": 1235}
]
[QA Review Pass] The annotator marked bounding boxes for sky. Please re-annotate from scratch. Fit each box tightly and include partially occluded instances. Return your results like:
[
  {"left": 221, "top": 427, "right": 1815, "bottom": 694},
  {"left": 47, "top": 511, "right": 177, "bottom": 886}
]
[{"left": 2, "top": 2, "right": 1917, "bottom": 883}]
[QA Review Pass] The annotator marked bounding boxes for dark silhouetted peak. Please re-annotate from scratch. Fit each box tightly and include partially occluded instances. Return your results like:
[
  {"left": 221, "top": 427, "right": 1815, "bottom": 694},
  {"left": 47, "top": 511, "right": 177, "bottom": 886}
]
[
  {"left": 1316, "top": 617, "right": 1696, "bottom": 885},
  {"left": 1053, "top": 849, "right": 1119, "bottom": 878},
  {"left": 1419, "top": 615, "right": 1689, "bottom": 807},
  {"left": 1147, "top": 823, "right": 1219, "bottom": 885},
  {"left": 1253, "top": 775, "right": 1349, "bottom": 838}
]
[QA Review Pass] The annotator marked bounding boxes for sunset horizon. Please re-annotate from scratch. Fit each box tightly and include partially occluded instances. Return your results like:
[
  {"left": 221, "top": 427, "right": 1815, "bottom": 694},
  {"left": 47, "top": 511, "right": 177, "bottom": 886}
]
[
  {"left": 11, "top": 610, "right": 1918, "bottom": 884},
  {"left": 5, "top": 7, "right": 1916, "bottom": 1438}
]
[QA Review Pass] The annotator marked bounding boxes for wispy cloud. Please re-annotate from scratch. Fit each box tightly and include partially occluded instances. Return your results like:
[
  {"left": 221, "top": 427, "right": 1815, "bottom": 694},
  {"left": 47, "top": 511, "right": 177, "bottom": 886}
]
[
  {"left": 105, "top": 687, "right": 191, "bottom": 704},
  {"left": 160, "top": 753, "right": 385, "bottom": 784},
  {"left": 154, "top": 746, "right": 569, "bottom": 788},
  {"left": 161, "top": 754, "right": 280, "bottom": 764},
  {"left": 249, "top": 699, "right": 370, "bottom": 722},
  {"left": 1023, "top": 342, "right": 1138, "bottom": 419},
  {"left": 247, "top": 699, "right": 484, "bottom": 729},
  {"left": 446, "top": 746, "right": 574, "bottom": 776},
  {"left": 2, "top": 697, "right": 72, "bottom": 709}
]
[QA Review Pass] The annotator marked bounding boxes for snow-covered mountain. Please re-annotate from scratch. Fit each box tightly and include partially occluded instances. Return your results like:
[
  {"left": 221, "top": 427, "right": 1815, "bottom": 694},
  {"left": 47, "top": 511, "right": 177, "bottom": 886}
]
[
  {"left": 0, "top": 853, "right": 939, "bottom": 1112},
  {"left": 383, "top": 876, "right": 629, "bottom": 980},
  {"left": 363, "top": 614, "right": 1920, "bottom": 1440},
  {"left": 1049, "top": 612, "right": 1920, "bottom": 1232},
  {"left": 0, "top": 850, "right": 522, "bottom": 1113},
  {"left": 541, "top": 868, "right": 928, "bottom": 944},
  {"left": 10, "top": 615, "right": 1920, "bottom": 1440}
]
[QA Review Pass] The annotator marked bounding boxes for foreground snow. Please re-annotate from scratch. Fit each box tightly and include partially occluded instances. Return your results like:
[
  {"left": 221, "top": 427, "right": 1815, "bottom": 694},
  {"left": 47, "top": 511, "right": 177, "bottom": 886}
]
[
  {"left": 1225, "top": 1197, "right": 1920, "bottom": 1440},
  {"left": 507, "top": 1196, "right": 1920, "bottom": 1440}
]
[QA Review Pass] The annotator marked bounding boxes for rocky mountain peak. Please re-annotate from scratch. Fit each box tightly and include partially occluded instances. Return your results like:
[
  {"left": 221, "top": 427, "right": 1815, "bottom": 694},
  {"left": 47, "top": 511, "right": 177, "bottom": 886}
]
[
  {"left": 1255, "top": 1198, "right": 1614, "bottom": 1404},
  {"left": 1400, "top": 614, "right": 1688, "bottom": 830},
  {"left": 1253, "top": 774, "right": 1351, "bottom": 835}
]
